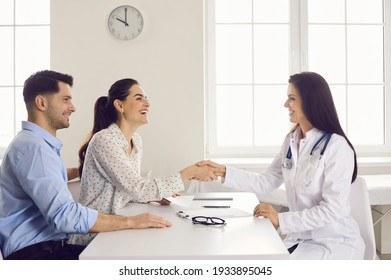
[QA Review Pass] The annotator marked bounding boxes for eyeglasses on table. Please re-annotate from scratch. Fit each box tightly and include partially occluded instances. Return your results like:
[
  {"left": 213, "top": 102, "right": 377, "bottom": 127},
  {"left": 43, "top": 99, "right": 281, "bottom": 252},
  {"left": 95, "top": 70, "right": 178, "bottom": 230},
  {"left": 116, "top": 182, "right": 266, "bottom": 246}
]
[{"left": 191, "top": 216, "right": 226, "bottom": 226}]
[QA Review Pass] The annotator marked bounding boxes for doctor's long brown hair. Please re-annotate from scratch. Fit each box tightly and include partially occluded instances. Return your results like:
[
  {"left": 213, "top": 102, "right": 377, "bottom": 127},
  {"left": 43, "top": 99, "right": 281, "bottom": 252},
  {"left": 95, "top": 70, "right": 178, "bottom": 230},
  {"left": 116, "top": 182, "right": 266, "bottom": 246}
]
[
  {"left": 288, "top": 72, "right": 357, "bottom": 183},
  {"left": 78, "top": 78, "right": 139, "bottom": 177}
]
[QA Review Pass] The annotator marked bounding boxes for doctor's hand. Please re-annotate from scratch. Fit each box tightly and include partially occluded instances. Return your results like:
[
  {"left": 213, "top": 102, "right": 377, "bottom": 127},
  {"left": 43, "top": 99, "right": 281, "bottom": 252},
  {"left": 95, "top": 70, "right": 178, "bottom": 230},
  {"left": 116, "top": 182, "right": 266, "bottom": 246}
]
[
  {"left": 253, "top": 203, "right": 279, "bottom": 228},
  {"left": 197, "top": 160, "right": 226, "bottom": 178},
  {"left": 180, "top": 164, "right": 218, "bottom": 182}
]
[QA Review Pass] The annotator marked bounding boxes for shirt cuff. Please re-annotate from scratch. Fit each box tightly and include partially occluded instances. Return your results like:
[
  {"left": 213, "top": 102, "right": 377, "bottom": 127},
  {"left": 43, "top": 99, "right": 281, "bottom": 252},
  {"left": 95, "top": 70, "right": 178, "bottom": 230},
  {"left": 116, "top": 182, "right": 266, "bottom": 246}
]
[
  {"left": 86, "top": 208, "right": 99, "bottom": 234},
  {"left": 221, "top": 165, "right": 235, "bottom": 188},
  {"left": 154, "top": 173, "right": 184, "bottom": 198},
  {"left": 277, "top": 212, "right": 289, "bottom": 235}
]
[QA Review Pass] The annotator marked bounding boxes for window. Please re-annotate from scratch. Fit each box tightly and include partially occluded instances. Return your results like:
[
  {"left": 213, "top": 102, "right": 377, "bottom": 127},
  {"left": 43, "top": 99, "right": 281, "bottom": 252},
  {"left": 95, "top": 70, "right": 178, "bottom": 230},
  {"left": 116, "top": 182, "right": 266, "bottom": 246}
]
[
  {"left": 0, "top": 0, "right": 50, "bottom": 158},
  {"left": 206, "top": 0, "right": 391, "bottom": 159}
]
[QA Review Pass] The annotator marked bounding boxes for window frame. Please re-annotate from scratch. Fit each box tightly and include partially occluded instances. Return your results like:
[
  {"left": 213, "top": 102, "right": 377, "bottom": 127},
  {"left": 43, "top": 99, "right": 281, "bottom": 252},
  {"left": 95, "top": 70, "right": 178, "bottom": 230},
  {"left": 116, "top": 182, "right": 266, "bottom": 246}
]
[
  {"left": 205, "top": 0, "right": 391, "bottom": 159},
  {"left": 0, "top": 0, "right": 50, "bottom": 159}
]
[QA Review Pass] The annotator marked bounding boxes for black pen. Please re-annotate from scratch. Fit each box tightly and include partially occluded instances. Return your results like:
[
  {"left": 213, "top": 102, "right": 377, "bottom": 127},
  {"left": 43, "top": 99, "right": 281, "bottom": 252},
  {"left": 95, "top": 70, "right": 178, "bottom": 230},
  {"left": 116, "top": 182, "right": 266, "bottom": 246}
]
[{"left": 202, "top": 205, "right": 230, "bottom": 208}]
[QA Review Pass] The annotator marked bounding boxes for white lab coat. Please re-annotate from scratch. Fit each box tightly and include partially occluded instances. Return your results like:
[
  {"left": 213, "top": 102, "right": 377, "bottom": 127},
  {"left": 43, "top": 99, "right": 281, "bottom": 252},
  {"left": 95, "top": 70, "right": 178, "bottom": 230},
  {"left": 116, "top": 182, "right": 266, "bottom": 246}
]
[{"left": 223, "top": 127, "right": 365, "bottom": 260}]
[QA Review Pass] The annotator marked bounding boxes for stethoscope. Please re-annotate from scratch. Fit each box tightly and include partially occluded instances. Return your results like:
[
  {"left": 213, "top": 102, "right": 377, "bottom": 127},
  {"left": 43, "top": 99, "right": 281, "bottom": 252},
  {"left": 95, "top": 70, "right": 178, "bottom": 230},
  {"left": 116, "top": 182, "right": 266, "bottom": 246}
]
[{"left": 282, "top": 132, "right": 332, "bottom": 169}]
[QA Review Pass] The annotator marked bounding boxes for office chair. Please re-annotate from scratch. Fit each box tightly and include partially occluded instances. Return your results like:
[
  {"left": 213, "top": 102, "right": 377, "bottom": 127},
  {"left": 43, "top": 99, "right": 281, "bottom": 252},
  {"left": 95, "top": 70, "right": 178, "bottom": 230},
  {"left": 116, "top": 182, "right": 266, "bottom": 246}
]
[
  {"left": 67, "top": 179, "right": 81, "bottom": 202},
  {"left": 349, "top": 176, "right": 377, "bottom": 260}
]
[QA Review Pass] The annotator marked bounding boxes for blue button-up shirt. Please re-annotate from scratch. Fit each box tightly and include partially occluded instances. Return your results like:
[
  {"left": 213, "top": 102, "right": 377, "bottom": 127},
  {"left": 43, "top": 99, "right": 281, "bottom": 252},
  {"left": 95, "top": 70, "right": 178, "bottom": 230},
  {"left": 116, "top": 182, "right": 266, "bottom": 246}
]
[{"left": 0, "top": 121, "right": 98, "bottom": 258}]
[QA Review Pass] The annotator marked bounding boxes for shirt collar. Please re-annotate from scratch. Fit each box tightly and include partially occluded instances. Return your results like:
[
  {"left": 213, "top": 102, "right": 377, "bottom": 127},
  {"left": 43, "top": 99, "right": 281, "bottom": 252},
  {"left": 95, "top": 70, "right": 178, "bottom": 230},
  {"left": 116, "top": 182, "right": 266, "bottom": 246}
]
[
  {"left": 22, "top": 121, "right": 63, "bottom": 150},
  {"left": 107, "top": 123, "right": 140, "bottom": 153},
  {"left": 291, "top": 126, "right": 323, "bottom": 142},
  {"left": 108, "top": 123, "right": 128, "bottom": 149}
]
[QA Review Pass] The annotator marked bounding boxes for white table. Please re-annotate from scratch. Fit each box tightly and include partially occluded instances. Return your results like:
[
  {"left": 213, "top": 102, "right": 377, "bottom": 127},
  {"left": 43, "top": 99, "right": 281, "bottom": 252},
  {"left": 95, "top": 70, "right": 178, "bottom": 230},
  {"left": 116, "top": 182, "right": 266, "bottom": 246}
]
[
  {"left": 79, "top": 192, "right": 289, "bottom": 260},
  {"left": 188, "top": 177, "right": 391, "bottom": 254},
  {"left": 188, "top": 177, "right": 391, "bottom": 218},
  {"left": 361, "top": 175, "right": 391, "bottom": 253}
]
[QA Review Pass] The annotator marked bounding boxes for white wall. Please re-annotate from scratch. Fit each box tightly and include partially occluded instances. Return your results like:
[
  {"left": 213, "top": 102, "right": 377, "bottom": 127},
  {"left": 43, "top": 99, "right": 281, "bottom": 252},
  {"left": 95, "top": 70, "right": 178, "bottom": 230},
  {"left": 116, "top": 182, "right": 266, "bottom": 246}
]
[
  {"left": 52, "top": 0, "right": 205, "bottom": 177},
  {"left": 50, "top": 0, "right": 391, "bottom": 178}
]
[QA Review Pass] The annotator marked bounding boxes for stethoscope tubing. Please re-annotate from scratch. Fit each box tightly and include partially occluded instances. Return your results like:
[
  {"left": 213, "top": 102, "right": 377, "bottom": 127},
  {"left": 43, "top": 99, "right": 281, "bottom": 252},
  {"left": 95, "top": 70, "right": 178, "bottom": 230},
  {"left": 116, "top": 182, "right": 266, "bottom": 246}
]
[{"left": 283, "top": 132, "right": 332, "bottom": 169}]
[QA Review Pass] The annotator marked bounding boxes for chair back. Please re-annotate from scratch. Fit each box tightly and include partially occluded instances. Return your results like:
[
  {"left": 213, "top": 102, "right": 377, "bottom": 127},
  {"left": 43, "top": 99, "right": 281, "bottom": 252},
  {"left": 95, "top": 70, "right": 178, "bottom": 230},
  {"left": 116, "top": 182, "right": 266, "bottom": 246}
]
[
  {"left": 349, "top": 176, "right": 377, "bottom": 260},
  {"left": 67, "top": 179, "right": 81, "bottom": 202}
]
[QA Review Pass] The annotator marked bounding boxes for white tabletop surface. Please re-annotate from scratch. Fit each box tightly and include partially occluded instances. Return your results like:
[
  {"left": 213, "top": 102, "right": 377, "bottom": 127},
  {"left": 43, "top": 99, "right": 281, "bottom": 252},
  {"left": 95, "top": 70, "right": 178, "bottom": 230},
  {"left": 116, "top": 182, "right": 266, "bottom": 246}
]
[
  {"left": 188, "top": 175, "right": 391, "bottom": 207},
  {"left": 361, "top": 174, "right": 391, "bottom": 206},
  {"left": 79, "top": 192, "right": 289, "bottom": 260}
]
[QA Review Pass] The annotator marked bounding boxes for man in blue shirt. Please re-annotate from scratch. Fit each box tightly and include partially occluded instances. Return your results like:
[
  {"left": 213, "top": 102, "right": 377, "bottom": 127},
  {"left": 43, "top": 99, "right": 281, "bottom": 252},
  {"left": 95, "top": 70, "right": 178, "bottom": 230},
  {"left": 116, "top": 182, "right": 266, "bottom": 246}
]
[{"left": 0, "top": 70, "right": 172, "bottom": 260}]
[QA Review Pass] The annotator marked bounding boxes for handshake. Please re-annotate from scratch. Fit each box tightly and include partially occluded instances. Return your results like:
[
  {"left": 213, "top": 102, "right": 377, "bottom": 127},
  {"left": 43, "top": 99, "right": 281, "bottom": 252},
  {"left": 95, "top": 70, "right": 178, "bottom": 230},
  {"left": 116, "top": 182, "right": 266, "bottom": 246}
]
[{"left": 180, "top": 160, "right": 226, "bottom": 182}]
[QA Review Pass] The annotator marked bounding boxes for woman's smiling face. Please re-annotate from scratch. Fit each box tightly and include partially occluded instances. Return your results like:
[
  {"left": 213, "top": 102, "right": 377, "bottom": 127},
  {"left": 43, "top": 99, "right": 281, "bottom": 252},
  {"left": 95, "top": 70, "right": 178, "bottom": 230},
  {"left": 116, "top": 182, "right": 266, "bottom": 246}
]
[
  {"left": 284, "top": 83, "right": 313, "bottom": 133},
  {"left": 121, "top": 84, "right": 150, "bottom": 125}
]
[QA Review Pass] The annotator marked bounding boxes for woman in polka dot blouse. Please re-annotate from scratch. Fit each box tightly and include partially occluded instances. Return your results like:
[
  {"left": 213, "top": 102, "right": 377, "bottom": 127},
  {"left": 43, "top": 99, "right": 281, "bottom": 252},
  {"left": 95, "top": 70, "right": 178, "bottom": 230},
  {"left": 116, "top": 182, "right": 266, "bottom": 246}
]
[{"left": 69, "top": 78, "right": 216, "bottom": 245}]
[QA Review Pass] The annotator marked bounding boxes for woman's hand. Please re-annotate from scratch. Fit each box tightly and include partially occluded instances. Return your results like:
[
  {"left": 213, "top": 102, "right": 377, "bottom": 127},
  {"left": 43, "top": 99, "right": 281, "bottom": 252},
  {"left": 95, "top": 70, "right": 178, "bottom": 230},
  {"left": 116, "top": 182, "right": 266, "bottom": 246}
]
[
  {"left": 253, "top": 203, "right": 279, "bottom": 228},
  {"left": 67, "top": 167, "right": 79, "bottom": 181},
  {"left": 155, "top": 193, "right": 181, "bottom": 205}
]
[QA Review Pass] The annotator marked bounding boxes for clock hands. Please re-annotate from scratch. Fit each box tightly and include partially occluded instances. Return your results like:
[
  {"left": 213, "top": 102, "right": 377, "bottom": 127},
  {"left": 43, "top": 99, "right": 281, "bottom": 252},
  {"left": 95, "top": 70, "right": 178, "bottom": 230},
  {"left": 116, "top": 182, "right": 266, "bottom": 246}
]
[
  {"left": 115, "top": 17, "right": 129, "bottom": 26},
  {"left": 124, "top": 8, "right": 128, "bottom": 25},
  {"left": 114, "top": 8, "right": 129, "bottom": 26}
]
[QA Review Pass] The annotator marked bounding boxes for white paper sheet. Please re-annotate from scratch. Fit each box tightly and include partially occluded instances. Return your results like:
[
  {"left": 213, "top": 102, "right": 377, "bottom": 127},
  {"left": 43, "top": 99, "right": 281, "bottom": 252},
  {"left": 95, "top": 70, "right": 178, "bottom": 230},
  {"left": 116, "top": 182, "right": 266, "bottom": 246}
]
[
  {"left": 177, "top": 208, "right": 252, "bottom": 219},
  {"left": 164, "top": 195, "right": 195, "bottom": 207}
]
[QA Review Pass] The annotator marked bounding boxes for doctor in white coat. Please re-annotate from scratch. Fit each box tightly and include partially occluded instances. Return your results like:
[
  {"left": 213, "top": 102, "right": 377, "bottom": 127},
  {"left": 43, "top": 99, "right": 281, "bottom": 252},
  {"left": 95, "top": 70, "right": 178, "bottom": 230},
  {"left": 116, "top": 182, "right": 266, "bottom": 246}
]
[{"left": 202, "top": 72, "right": 365, "bottom": 260}]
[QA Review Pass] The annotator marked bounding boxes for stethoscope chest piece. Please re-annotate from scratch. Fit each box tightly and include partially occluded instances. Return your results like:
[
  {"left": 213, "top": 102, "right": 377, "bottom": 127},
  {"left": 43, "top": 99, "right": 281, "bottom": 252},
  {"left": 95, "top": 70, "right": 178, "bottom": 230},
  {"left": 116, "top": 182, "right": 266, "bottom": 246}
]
[
  {"left": 282, "top": 131, "right": 332, "bottom": 170},
  {"left": 282, "top": 159, "right": 293, "bottom": 169}
]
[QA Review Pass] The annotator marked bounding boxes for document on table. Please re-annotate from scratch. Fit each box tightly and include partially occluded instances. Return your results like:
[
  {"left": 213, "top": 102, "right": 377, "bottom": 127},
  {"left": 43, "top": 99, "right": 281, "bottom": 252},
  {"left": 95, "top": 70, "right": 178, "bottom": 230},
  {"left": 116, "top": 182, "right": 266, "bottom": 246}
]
[
  {"left": 165, "top": 195, "right": 235, "bottom": 206},
  {"left": 164, "top": 195, "right": 195, "bottom": 207},
  {"left": 177, "top": 208, "right": 252, "bottom": 219}
]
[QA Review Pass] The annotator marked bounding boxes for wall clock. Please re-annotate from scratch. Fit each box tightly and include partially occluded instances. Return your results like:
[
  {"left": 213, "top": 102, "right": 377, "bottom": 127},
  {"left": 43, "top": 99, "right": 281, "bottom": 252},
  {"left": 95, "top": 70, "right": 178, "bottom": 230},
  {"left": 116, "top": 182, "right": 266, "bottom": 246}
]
[{"left": 107, "top": 5, "right": 144, "bottom": 41}]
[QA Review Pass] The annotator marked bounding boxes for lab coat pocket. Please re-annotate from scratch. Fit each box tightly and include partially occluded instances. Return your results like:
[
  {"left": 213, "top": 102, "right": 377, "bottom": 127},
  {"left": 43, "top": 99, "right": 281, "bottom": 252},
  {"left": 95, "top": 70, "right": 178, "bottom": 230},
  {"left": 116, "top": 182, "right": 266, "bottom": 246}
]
[
  {"left": 302, "top": 148, "right": 324, "bottom": 188},
  {"left": 299, "top": 161, "right": 324, "bottom": 197}
]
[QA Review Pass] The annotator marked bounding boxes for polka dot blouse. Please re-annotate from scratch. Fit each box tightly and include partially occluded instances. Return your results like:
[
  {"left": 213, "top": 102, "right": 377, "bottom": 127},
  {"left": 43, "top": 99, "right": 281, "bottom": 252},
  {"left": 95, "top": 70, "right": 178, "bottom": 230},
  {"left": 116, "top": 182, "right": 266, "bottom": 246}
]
[{"left": 69, "top": 123, "right": 183, "bottom": 245}]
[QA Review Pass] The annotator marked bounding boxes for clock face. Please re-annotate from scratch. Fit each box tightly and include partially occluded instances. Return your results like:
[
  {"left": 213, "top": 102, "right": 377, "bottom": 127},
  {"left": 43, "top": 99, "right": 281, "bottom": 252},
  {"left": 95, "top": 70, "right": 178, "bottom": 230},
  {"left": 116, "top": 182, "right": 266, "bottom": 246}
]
[{"left": 108, "top": 5, "right": 144, "bottom": 41}]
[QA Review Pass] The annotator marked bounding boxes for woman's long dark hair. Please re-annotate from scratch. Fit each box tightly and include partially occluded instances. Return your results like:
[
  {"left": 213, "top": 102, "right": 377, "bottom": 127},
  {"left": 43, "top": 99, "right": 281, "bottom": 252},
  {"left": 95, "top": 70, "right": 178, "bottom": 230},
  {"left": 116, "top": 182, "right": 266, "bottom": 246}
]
[
  {"left": 78, "top": 78, "right": 139, "bottom": 176},
  {"left": 289, "top": 72, "right": 357, "bottom": 183}
]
